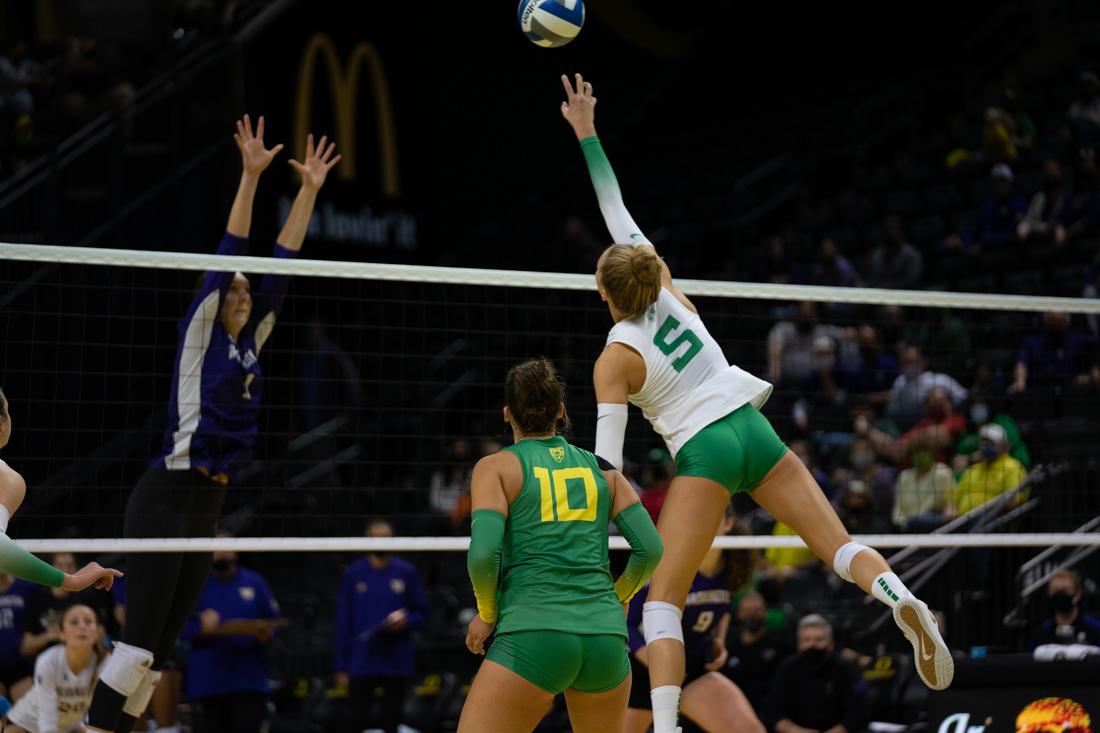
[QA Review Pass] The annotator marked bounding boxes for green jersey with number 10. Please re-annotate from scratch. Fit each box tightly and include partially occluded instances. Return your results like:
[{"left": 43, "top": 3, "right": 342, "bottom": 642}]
[{"left": 494, "top": 436, "right": 625, "bottom": 638}]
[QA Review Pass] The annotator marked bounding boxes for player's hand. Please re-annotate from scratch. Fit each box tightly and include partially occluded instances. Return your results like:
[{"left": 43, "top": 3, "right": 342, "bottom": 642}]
[
  {"left": 465, "top": 615, "right": 495, "bottom": 655},
  {"left": 234, "top": 114, "right": 284, "bottom": 176},
  {"left": 560, "top": 73, "right": 597, "bottom": 140},
  {"left": 705, "top": 639, "right": 729, "bottom": 671},
  {"left": 289, "top": 133, "right": 341, "bottom": 192},
  {"left": 61, "top": 562, "right": 123, "bottom": 592}
]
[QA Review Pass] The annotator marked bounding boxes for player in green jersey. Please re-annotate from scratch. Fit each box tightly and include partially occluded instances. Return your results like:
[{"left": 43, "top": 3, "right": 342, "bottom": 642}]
[{"left": 458, "top": 358, "right": 664, "bottom": 733}]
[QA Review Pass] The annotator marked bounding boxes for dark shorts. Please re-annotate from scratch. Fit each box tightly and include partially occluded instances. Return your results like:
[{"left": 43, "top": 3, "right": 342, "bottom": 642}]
[
  {"left": 486, "top": 630, "right": 630, "bottom": 695},
  {"left": 675, "top": 405, "right": 789, "bottom": 495},
  {"left": 627, "top": 649, "right": 710, "bottom": 710}
]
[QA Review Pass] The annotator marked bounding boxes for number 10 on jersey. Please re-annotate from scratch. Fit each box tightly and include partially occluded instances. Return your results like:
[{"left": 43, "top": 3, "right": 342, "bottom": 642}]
[{"left": 534, "top": 467, "right": 598, "bottom": 522}]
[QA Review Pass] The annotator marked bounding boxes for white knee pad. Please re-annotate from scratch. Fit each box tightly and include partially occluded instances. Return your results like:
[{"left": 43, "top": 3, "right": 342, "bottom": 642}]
[
  {"left": 642, "top": 601, "right": 684, "bottom": 646},
  {"left": 123, "top": 668, "right": 161, "bottom": 718},
  {"left": 99, "top": 642, "right": 154, "bottom": 696},
  {"left": 833, "top": 541, "right": 870, "bottom": 583}
]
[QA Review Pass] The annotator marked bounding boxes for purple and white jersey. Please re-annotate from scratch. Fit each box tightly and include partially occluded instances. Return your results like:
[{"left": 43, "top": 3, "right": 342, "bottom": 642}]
[{"left": 152, "top": 233, "right": 294, "bottom": 482}]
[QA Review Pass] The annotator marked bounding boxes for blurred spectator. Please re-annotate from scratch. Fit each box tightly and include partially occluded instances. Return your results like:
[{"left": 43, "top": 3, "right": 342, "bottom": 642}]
[
  {"left": 863, "top": 387, "right": 967, "bottom": 465},
  {"left": 446, "top": 439, "right": 501, "bottom": 533},
  {"left": 768, "top": 615, "right": 868, "bottom": 733},
  {"left": 0, "top": 40, "right": 43, "bottom": 116},
  {"left": 982, "top": 106, "right": 1018, "bottom": 163},
  {"left": 296, "top": 317, "right": 363, "bottom": 432},
  {"left": 1068, "top": 71, "right": 1100, "bottom": 143},
  {"left": 429, "top": 439, "right": 472, "bottom": 516},
  {"left": 725, "top": 592, "right": 793, "bottom": 717},
  {"left": 638, "top": 447, "right": 676, "bottom": 524},
  {"left": 865, "top": 216, "right": 923, "bottom": 290},
  {"left": 0, "top": 573, "right": 32, "bottom": 702},
  {"left": 767, "top": 302, "right": 857, "bottom": 386},
  {"left": 1084, "top": 265, "right": 1100, "bottom": 334},
  {"left": 1055, "top": 149, "right": 1100, "bottom": 247},
  {"left": 761, "top": 234, "right": 803, "bottom": 285},
  {"left": 828, "top": 437, "right": 896, "bottom": 510},
  {"left": 885, "top": 347, "right": 967, "bottom": 432},
  {"left": 892, "top": 435, "right": 955, "bottom": 531},
  {"left": 789, "top": 440, "right": 829, "bottom": 491},
  {"left": 1002, "top": 88, "right": 1037, "bottom": 152},
  {"left": 21, "top": 553, "right": 114, "bottom": 659},
  {"left": 970, "top": 164, "right": 1026, "bottom": 251},
  {"left": 953, "top": 398, "right": 1030, "bottom": 472},
  {"left": 952, "top": 424, "right": 1028, "bottom": 516},
  {"left": 913, "top": 309, "right": 971, "bottom": 376},
  {"left": 846, "top": 326, "right": 898, "bottom": 401},
  {"left": 181, "top": 534, "right": 284, "bottom": 733},
  {"left": 1028, "top": 570, "right": 1100, "bottom": 650},
  {"left": 1011, "top": 312, "right": 1097, "bottom": 395},
  {"left": 834, "top": 481, "right": 891, "bottom": 535},
  {"left": 810, "top": 236, "right": 861, "bottom": 288},
  {"left": 762, "top": 523, "right": 818, "bottom": 587},
  {"left": 334, "top": 520, "right": 427, "bottom": 733},
  {"left": 1018, "top": 159, "right": 1072, "bottom": 244},
  {"left": 57, "top": 36, "right": 135, "bottom": 128}
]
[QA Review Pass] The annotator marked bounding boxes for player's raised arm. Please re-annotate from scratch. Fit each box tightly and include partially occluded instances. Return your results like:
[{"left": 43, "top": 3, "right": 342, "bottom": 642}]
[{"left": 561, "top": 73, "right": 653, "bottom": 247}]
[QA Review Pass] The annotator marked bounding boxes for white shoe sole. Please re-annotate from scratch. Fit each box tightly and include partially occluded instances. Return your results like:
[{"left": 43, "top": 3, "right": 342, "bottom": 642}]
[{"left": 894, "top": 597, "right": 954, "bottom": 690}]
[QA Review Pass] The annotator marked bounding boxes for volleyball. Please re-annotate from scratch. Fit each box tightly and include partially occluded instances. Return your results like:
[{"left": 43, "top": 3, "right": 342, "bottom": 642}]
[{"left": 517, "top": 0, "right": 585, "bottom": 48}]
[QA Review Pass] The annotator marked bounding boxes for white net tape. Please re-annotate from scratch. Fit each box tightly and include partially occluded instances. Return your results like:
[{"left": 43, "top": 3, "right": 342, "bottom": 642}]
[
  {"left": 4, "top": 242, "right": 1100, "bottom": 312},
  {"left": 14, "top": 533, "right": 1100, "bottom": 553}
]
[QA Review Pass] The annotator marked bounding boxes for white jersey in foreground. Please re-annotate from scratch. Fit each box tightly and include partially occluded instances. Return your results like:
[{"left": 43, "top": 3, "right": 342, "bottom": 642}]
[
  {"left": 606, "top": 288, "right": 772, "bottom": 456},
  {"left": 8, "top": 644, "right": 104, "bottom": 733}
]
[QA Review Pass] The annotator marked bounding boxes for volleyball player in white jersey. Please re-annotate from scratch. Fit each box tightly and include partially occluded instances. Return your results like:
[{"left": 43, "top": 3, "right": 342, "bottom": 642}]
[
  {"left": 5, "top": 604, "right": 108, "bottom": 733},
  {"left": 559, "top": 74, "right": 952, "bottom": 733}
]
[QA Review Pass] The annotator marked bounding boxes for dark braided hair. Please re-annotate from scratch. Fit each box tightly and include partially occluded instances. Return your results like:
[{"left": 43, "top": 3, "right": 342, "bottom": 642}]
[{"left": 505, "top": 358, "right": 571, "bottom": 436}]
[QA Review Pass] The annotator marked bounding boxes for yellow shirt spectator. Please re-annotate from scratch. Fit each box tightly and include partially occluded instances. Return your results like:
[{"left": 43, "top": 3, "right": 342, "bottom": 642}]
[
  {"left": 953, "top": 453, "right": 1027, "bottom": 514},
  {"left": 765, "top": 521, "right": 817, "bottom": 569}
]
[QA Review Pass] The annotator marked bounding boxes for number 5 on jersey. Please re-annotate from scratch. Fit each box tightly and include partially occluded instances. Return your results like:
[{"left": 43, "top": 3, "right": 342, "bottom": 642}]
[
  {"left": 534, "top": 466, "right": 598, "bottom": 522},
  {"left": 654, "top": 315, "right": 703, "bottom": 372}
]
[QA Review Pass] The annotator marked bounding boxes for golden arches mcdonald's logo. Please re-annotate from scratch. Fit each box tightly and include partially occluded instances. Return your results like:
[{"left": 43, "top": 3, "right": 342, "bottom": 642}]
[{"left": 294, "top": 33, "right": 400, "bottom": 196}]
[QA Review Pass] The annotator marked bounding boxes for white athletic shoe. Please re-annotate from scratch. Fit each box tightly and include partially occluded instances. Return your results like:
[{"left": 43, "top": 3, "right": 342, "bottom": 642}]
[{"left": 894, "top": 596, "right": 954, "bottom": 690}]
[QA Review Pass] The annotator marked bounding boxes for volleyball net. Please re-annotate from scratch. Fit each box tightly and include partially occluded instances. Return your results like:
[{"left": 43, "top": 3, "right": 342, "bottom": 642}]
[{"left": 1, "top": 241, "right": 1099, "bottom": 553}]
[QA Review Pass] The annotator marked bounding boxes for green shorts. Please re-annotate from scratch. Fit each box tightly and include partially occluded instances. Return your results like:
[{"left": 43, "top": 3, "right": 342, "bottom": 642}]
[
  {"left": 486, "top": 630, "right": 630, "bottom": 694},
  {"left": 675, "top": 404, "right": 788, "bottom": 495}
]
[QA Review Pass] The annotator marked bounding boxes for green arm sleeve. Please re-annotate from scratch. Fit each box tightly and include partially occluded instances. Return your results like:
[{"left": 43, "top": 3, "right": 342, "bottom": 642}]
[
  {"left": 578, "top": 136, "right": 652, "bottom": 245},
  {"left": 467, "top": 509, "right": 506, "bottom": 624},
  {"left": 612, "top": 502, "right": 663, "bottom": 603},
  {"left": 0, "top": 534, "right": 63, "bottom": 588}
]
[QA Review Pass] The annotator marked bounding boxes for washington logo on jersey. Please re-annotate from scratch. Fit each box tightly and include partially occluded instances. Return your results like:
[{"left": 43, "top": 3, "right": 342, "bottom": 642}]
[{"left": 549, "top": 447, "right": 565, "bottom": 463}]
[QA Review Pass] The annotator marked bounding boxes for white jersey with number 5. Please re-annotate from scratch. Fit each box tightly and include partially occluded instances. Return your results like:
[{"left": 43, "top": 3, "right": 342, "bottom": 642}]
[{"left": 606, "top": 288, "right": 772, "bottom": 457}]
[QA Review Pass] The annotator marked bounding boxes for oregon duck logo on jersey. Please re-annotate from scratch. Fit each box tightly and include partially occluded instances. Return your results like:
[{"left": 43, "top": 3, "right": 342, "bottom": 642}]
[{"left": 549, "top": 446, "right": 565, "bottom": 463}]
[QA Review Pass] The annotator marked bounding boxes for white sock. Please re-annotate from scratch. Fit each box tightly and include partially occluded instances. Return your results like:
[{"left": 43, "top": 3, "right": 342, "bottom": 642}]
[
  {"left": 0, "top": 505, "right": 9, "bottom": 534},
  {"left": 651, "top": 684, "right": 681, "bottom": 733},
  {"left": 872, "top": 571, "right": 911, "bottom": 608}
]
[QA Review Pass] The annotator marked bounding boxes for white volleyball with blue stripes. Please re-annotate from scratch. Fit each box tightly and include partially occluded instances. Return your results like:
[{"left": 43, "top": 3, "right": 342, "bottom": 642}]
[{"left": 517, "top": 0, "right": 585, "bottom": 48}]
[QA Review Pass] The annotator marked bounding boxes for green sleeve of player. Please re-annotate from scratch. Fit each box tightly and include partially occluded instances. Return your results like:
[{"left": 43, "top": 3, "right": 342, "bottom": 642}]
[
  {"left": 578, "top": 136, "right": 651, "bottom": 245},
  {"left": 612, "top": 503, "right": 663, "bottom": 603},
  {"left": 0, "top": 534, "right": 64, "bottom": 588},
  {"left": 468, "top": 509, "right": 506, "bottom": 624}
]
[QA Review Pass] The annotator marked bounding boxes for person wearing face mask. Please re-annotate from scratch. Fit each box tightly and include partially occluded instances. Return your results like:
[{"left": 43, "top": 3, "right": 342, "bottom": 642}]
[
  {"left": 333, "top": 519, "right": 428, "bottom": 733},
  {"left": 892, "top": 436, "right": 955, "bottom": 532},
  {"left": 179, "top": 531, "right": 284, "bottom": 733},
  {"left": 1028, "top": 570, "right": 1100, "bottom": 651},
  {"left": 952, "top": 424, "right": 1028, "bottom": 516},
  {"left": 953, "top": 399, "right": 1030, "bottom": 474},
  {"left": 724, "top": 592, "right": 793, "bottom": 718},
  {"left": 861, "top": 388, "right": 966, "bottom": 466},
  {"left": 766, "top": 302, "right": 858, "bottom": 387},
  {"left": 884, "top": 347, "right": 967, "bottom": 432},
  {"left": 768, "top": 615, "right": 868, "bottom": 733}
]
